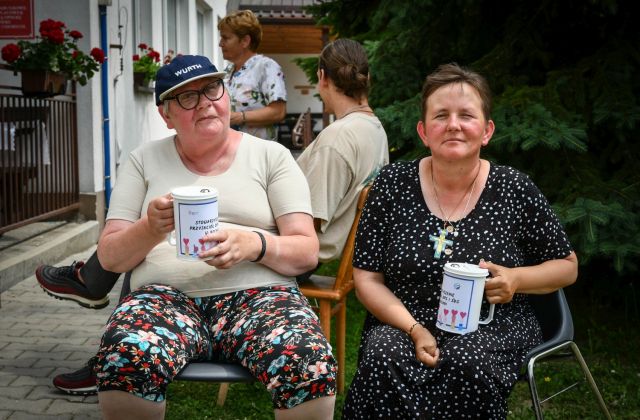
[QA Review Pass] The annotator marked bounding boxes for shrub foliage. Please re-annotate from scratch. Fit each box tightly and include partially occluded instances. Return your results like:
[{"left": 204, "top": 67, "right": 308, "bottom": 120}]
[{"left": 305, "top": 0, "right": 640, "bottom": 285}]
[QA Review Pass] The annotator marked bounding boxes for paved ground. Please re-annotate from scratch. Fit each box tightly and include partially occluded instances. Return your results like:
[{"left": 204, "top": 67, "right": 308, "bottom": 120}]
[{"left": 0, "top": 241, "right": 123, "bottom": 419}]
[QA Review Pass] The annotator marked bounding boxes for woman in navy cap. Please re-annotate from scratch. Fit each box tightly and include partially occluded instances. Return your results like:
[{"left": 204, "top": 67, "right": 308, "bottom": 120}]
[{"left": 92, "top": 55, "right": 336, "bottom": 419}]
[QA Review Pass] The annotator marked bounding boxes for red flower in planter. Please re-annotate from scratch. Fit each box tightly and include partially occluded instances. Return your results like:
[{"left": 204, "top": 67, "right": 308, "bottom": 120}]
[
  {"left": 0, "top": 18, "right": 104, "bottom": 86},
  {"left": 39, "top": 19, "right": 65, "bottom": 36},
  {"left": 133, "top": 44, "right": 173, "bottom": 83},
  {"left": 90, "top": 48, "right": 105, "bottom": 64},
  {"left": 1, "top": 43, "right": 21, "bottom": 63},
  {"left": 46, "top": 29, "right": 65, "bottom": 45},
  {"left": 147, "top": 50, "right": 161, "bottom": 62}
]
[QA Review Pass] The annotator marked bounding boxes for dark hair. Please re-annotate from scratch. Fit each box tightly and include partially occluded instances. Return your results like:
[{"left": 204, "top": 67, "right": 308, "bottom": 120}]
[
  {"left": 218, "top": 10, "right": 262, "bottom": 51},
  {"left": 420, "top": 63, "right": 492, "bottom": 121},
  {"left": 318, "top": 39, "right": 369, "bottom": 100}
]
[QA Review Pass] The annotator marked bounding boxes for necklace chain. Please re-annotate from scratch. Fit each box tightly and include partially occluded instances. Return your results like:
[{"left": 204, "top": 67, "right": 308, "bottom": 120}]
[
  {"left": 428, "top": 160, "right": 481, "bottom": 259},
  {"left": 431, "top": 160, "right": 481, "bottom": 234},
  {"left": 339, "top": 104, "right": 373, "bottom": 119}
]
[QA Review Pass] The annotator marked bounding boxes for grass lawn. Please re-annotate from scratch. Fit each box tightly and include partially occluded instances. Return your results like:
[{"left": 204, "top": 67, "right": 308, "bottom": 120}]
[{"left": 165, "top": 281, "right": 639, "bottom": 419}]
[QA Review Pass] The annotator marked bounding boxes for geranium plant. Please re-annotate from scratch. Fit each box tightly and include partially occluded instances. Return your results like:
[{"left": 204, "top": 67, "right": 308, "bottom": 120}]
[
  {"left": 132, "top": 43, "right": 162, "bottom": 83},
  {"left": 1, "top": 19, "right": 105, "bottom": 85}
]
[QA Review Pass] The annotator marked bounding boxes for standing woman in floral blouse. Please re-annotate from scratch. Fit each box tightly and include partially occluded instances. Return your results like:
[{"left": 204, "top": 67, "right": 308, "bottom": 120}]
[{"left": 218, "top": 10, "right": 287, "bottom": 141}]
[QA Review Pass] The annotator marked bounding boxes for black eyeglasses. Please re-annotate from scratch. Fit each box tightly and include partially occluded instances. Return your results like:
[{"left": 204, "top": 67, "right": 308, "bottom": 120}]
[{"left": 164, "top": 79, "right": 225, "bottom": 110}]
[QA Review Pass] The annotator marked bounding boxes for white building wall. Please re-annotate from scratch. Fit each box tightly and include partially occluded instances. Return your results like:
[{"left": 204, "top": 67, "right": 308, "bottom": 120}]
[
  {"left": 0, "top": 0, "right": 327, "bottom": 225},
  {"left": 108, "top": 0, "right": 226, "bottom": 192},
  {"left": 269, "top": 53, "right": 322, "bottom": 115}
]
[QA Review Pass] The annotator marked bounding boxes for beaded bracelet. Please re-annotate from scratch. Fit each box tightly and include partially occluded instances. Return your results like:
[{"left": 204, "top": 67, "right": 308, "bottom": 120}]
[
  {"left": 251, "top": 231, "right": 266, "bottom": 262},
  {"left": 408, "top": 322, "right": 422, "bottom": 336}
]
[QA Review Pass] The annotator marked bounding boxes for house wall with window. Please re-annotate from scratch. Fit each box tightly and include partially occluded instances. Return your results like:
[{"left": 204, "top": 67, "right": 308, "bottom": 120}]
[
  {"left": 0, "top": 0, "right": 105, "bottom": 222},
  {"left": 103, "top": 0, "right": 227, "bottom": 226},
  {"left": 1, "top": 0, "right": 227, "bottom": 226},
  {"left": 1, "top": 0, "right": 324, "bottom": 230},
  {"left": 109, "top": 0, "right": 227, "bottom": 176}
]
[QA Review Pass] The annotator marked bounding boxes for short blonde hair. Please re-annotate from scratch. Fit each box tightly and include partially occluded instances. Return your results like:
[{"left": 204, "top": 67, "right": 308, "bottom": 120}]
[{"left": 218, "top": 10, "right": 262, "bottom": 51}]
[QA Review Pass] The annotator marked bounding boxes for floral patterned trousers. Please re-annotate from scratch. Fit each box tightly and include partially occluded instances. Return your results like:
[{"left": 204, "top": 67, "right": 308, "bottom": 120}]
[{"left": 91, "top": 284, "right": 336, "bottom": 408}]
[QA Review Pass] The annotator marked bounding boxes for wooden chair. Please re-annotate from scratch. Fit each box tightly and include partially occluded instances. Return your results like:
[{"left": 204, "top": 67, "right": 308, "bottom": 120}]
[
  {"left": 291, "top": 107, "right": 313, "bottom": 149},
  {"left": 299, "top": 184, "right": 371, "bottom": 394}
]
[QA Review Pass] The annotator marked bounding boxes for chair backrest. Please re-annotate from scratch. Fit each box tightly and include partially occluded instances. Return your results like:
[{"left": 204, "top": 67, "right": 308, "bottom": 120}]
[
  {"left": 120, "top": 271, "right": 132, "bottom": 299},
  {"left": 291, "top": 107, "right": 313, "bottom": 149},
  {"left": 330, "top": 184, "right": 371, "bottom": 293},
  {"left": 526, "top": 289, "right": 575, "bottom": 358}
]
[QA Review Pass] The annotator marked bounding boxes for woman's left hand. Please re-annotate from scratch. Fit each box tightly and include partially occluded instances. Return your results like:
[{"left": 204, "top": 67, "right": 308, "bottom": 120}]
[
  {"left": 479, "top": 259, "right": 519, "bottom": 303},
  {"left": 199, "top": 229, "right": 261, "bottom": 269}
]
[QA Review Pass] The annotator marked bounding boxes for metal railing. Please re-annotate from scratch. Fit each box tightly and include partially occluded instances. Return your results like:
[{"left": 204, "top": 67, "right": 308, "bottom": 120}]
[{"left": 0, "top": 77, "right": 79, "bottom": 235}]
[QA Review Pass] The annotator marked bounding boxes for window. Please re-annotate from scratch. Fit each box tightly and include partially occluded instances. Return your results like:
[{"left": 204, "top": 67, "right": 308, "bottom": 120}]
[
  {"left": 197, "top": 1, "right": 215, "bottom": 61},
  {"left": 164, "top": 0, "right": 188, "bottom": 55},
  {"left": 197, "top": 8, "right": 204, "bottom": 55},
  {"left": 133, "top": 0, "right": 153, "bottom": 50},
  {"left": 165, "top": 0, "right": 177, "bottom": 53}
]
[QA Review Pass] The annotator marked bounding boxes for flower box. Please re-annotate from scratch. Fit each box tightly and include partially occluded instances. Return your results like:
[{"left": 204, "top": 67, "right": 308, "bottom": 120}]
[
  {"left": 20, "top": 70, "right": 67, "bottom": 98},
  {"left": 133, "top": 71, "right": 154, "bottom": 94},
  {"left": 1, "top": 19, "right": 104, "bottom": 92}
]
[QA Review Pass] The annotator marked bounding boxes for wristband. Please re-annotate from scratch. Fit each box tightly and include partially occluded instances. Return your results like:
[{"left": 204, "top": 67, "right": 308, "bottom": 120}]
[
  {"left": 408, "top": 322, "right": 422, "bottom": 336},
  {"left": 251, "top": 231, "right": 266, "bottom": 262},
  {"left": 241, "top": 111, "right": 246, "bottom": 124}
]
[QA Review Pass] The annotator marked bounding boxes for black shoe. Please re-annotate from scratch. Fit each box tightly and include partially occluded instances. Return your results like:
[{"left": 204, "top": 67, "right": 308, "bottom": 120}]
[
  {"left": 53, "top": 365, "right": 98, "bottom": 396},
  {"left": 35, "top": 261, "right": 109, "bottom": 309}
]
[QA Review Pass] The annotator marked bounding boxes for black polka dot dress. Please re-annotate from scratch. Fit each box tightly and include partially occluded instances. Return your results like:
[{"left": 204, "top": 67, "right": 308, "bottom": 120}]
[{"left": 342, "top": 160, "right": 573, "bottom": 419}]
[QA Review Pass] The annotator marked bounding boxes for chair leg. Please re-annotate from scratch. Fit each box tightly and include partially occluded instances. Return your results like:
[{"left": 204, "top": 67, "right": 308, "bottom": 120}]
[
  {"left": 318, "top": 300, "right": 332, "bottom": 342},
  {"left": 217, "top": 382, "right": 230, "bottom": 406},
  {"left": 568, "top": 342, "right": 612, "bottom": 420},
  {"left": 336, "top": 299, "right": 347, "bottom": 394},
  {"left": 527, "top": 341, "right": 612, "bottom": 420},
  {"left": 527, "top": 353, "right": 546, "bottom": 420}
]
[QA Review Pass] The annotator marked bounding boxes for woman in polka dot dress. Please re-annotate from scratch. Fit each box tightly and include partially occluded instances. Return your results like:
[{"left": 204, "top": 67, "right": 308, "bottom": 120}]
[{"left": 342, "top": 63, "right": 578, "bottom": 419}]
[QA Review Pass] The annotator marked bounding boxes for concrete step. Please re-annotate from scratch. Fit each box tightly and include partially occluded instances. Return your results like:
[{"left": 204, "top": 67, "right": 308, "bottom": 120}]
[{"left": 0, "top": 221, "right": 99, "bottom": 294}]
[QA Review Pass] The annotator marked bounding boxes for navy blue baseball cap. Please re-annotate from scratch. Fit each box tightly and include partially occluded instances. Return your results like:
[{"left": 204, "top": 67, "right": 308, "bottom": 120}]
[{"left": 155, "top": 55, "right": 226, "bottom": 105}]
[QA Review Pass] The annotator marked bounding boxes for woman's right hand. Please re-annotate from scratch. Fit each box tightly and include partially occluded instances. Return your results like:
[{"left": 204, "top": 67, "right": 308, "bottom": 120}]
[
  {"left": 98, "top": 192, "right": 174, "bottom": 273},
  {"left": 146, "top": 193, "right": 174, "bottom": 237},
  {"left": 411, "top": 325, "right": 440, "bottom": 367}
]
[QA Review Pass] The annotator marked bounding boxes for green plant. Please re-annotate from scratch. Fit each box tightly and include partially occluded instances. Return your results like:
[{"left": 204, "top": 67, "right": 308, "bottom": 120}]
[
  {"left": 1, "top": 18, "right": 104, "bottom": 85},
  {"left": 300, "top": 0, "right": 640, "bottom": 286},
  {"left": 132, "top": 43, "right": 162, "bottom": 83}
]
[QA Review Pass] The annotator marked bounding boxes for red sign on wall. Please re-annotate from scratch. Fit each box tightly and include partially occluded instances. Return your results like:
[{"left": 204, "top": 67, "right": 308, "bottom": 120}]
[{"left": 0, "top": 0, "right": 35, "bottom": 39}]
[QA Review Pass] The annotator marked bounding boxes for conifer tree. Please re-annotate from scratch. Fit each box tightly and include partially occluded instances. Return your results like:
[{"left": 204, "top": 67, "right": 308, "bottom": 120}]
[{"left": 305, "top": 0, "right": 640, "bottom": 287}]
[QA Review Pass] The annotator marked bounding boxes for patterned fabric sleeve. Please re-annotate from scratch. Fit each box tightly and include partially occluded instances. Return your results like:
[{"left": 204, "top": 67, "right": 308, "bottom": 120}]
[
  {"left": 352, "top": 164, "right": 395, "bottom": 273},
  {"left": 515, "top": 170, "right": 574, "bottom": 265},
  {"left": 260, "top": 58, "right": 287, "bottom": 104}
]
